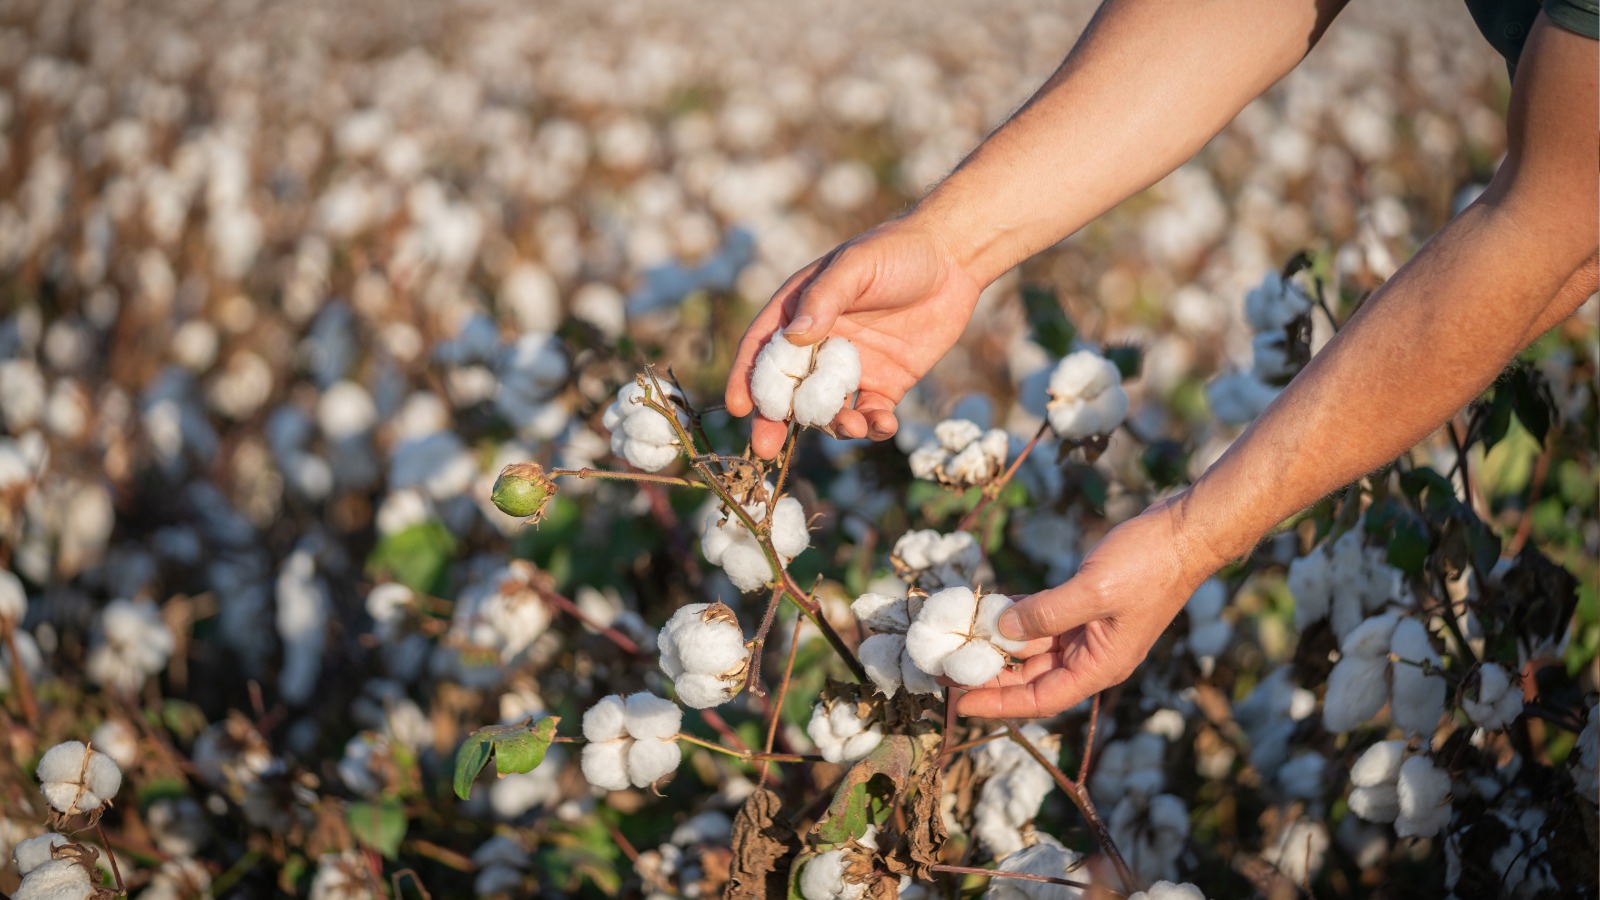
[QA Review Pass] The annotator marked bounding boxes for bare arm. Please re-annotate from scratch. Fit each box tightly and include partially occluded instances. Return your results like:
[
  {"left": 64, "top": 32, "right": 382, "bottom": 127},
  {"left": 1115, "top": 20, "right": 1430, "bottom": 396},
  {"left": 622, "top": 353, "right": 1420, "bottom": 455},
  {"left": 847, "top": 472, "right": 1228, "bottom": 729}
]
[
  {"left": 727, "top": 0, "right": 1349, "bottom": 457},
  {"left": 964, "top": 12, "right": 1599, "bottom": 719}
]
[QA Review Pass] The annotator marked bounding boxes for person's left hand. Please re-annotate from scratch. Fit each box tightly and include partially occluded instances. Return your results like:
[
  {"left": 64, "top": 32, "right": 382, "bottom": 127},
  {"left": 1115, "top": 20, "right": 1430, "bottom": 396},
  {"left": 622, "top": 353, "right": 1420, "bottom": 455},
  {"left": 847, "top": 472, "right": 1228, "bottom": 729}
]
[{"left": 957, "top": 496, "right": 1224, "bottom": 719}]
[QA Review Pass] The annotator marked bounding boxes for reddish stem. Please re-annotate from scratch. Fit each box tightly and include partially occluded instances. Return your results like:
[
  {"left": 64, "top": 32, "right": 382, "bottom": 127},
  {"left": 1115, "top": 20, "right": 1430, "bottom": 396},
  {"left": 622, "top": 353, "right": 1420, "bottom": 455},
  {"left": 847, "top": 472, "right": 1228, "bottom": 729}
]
[
  {"left": 956, "top": 422, "right": 1051, "bottom": 533},
  {"left": 536, "top": 588, "right": 643, "bottom": 656},
  {"left": 1002, "top": 720, "right": 1138, "bottom": 893},
  {"left": 760, "top": 612, "right": 806, "bottom": 786},
  {"left": 1078, "top": 693, "right": 1102, "bottom": 785}
]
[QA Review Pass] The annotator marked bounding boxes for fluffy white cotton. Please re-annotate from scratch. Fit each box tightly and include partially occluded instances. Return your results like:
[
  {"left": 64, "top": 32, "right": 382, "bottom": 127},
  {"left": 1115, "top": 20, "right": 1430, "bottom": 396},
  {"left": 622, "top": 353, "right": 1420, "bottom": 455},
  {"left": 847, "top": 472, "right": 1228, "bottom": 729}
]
[
  {"left": 275, "top": 547, "right": 330, "bottom": 706},
  {"left": 700, "top": 493, "right": 808, "bottom": 592},
  {"left": 806, "top": 700, "right": 884, "bottom": 764},
  {"left": 750, "top": 333, "right": 860, "bottom": 427},
  {"left": 579, "top": 692, "right": 683, "bottom": 791},
  {"left": 12, "top": 833, "right": 68, "bottom": 876},
  {"left": 36, "top": 741, "right": 122, "bottom": 816},
  {"left": 1462, "top": 663, "right": 1523, "bottom": 731},
  {"left": 84, "top": 597, "right": 175, "bottom": 694},
  {"left": 973, "top": 725, "right": 1058, "bottom": 860},
  {"left": 0, "top": 568, "right": 24, "bottom": 621},
  {"left": 985, "top": 834, "right": 1086, "bottom": 899},
  {"left": 1395, "top": 755, "right": 1451, "bottom": 838},
  {"left": 904, "top": 587, "right": 1025, "bottom": 687},
  {"left": 307, "top": 851, "right": 368, "bottom": 900},
  {"left": 657, "top": 603, "right": 748, "bottom": 708},
  {"left": 1091, "top": 733, "right": 1167, "bottom": 806},
  {"left": 1206, "top": 372, "right": 1281, "bottom": 426},
  {"left": 1263, "top": 816, "right": 1328, "bottom": 885},
  {"left": 1110, "top": 793, "right": 1189, "bottom": 884},
  {"left": 892, "top": 529, "right": 981, "bottom": 590},
  {"left": 907, "top": 419, "right": 1009, "bottom": 487},
  {"left": 1388, "top": 618, "right": 1445, "bottom": 737},
  {"left": 1128, "top": 884, "right": 1206, "bottom": 900},
  {"left": 857, "top": 633, "right": 941, "bottom": 698},
  {"left": 1184, "top": 579, "right": 1232, "bottom": 673},
  {"left": 1045, "top": 351, "right": 1128, "bottom": 439},
  {"left": 1244, "top": 271, "right": 1313, "bottom": 333},
  {"left": 88, "top": 720, "right": 138, "bottom": 772},
  {"left": 12, "top": 857, "right": 94, "bottom": 900},
  {"left": 1348, "top": 740, "right": 1407, "bottom": 824},
  {"left": 603, "top": 381, "right": 690, "bottom": 472},
  {"left": 1322, "top": 655, "right": 1388, "bottom": 735},
  {"left": 799, "top": 848, "right": 864, "bottom": 900}
]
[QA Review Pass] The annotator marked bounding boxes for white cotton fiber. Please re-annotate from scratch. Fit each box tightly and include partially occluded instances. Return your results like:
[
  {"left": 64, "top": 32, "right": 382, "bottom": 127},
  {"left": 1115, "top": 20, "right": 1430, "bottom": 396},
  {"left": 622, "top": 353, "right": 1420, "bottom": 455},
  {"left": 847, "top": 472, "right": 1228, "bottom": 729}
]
[
  {"left": 1350, "top": 740, "right": 1406, "bottom": 788},
  {"left": 36, "top": 741, "right": 122, "bottom": 815},
  {"left": 12, "top": 833, "right": 68, "bottom": 876},
  {"left": 582, "top": 696, "right": 629, "bottom": 742},
  {"left": 942, "top": 641, "right": 1006, "bottom": 686},
  {"left": 625, "top": 737, "right": 682, "bottom": 788},
  {"left": 13, "top": 857, "right": 94, "bottom": 900},
  {"left": 1462, "top": 663, "right": 1523, "bottom": 730},
  {"left": 1388, "top": 618, "right": 1444, "bottom": 737},
  {"left": 623, "top": 691, "right": 683, "bottom": 741},
  {"left": 580, "top": 740, "right": 631, "bottom": 792},
  {"left": 1321, "top": 656, "right": 1388, "bottom": 734},
  {"left": 859, "top": 633, "right": 909, "bottom": 697},
  {"left": 771, "top": 497, "right": 811, "bottom": 560},
  {"left": 1395, "top": 755, "right": 1451, "bottom": 838}
]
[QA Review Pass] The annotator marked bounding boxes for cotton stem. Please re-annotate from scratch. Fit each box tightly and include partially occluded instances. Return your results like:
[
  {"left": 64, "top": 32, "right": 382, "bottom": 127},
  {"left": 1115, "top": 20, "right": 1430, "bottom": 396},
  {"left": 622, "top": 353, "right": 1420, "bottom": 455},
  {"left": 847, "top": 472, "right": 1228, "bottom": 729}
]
[
  {"left": 550, "top": 467, "right": 708, "bottom": 489},
  {"left": 956, "top": 421, "right": 1050, "bottom": 533},
  {"left": 675, "top": 732, "right": 813, "bottom": 763}
]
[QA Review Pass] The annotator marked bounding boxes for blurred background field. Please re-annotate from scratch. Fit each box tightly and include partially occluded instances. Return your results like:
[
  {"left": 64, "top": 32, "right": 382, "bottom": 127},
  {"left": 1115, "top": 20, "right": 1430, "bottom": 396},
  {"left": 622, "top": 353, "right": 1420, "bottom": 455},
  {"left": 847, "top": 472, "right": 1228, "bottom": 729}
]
[{"left": 0, "top": 0, "right": 1595, "bottom": 896}]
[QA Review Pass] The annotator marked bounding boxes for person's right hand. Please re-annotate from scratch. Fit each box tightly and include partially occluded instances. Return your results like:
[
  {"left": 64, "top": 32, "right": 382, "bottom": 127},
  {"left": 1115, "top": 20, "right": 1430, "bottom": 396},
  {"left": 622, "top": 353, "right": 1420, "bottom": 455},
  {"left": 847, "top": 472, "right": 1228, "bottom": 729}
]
[{"left": 725, "top": 216, "right": 984, "bottom": 459}]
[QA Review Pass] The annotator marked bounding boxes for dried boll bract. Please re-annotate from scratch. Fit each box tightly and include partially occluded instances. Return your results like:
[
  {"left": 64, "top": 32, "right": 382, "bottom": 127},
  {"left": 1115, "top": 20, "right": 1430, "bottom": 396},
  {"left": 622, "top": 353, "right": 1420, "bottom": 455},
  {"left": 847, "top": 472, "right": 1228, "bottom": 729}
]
[
  {"left": 580, "top": 691, "right": 683, "bottom": 791},
  {"left": 904, "top": 586, "right": 1027, "bottom": 687},
  {"left": 657, "top": 602, "right": 748, "bottom": 708},
  {"left": 749, "top": 333, "right": 861, "bottom": 427},
  {"left": 907, "top": 419, "right": 1009, "bottom": 487},
  {"left": 603, "top": 381, "right": 691, "bottom": 472},
  {"left": 35, "top": 741, "right": 122, "bottom": 822},
  {"left": 1044, "top": 350, "right": 1128, "bottom": 440}
]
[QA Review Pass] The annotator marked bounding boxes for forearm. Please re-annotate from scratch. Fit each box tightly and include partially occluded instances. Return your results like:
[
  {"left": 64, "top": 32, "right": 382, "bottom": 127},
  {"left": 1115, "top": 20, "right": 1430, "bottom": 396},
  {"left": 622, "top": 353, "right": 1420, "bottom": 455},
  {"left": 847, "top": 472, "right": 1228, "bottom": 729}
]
[{"left": 911, "top": 0, "right": 1346, "bottom": 285}]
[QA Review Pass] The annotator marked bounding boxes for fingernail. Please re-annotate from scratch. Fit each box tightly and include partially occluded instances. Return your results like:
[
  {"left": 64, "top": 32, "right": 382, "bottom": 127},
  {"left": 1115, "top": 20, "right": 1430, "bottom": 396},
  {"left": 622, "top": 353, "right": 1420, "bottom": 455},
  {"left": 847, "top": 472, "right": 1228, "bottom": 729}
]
[
  {"left": 783, "top": 315, "right": 814, "bottom": 336},
  {"left": 999, "top": 609, "right": 1024, "bottom": 641}
]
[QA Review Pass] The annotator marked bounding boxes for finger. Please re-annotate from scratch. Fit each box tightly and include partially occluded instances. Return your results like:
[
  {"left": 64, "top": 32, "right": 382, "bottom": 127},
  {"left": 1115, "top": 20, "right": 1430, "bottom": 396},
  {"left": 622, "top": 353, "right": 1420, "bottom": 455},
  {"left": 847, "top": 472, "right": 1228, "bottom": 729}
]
[
  {"left": 832, "top": 407, "right": 869, "bottom": 439},
  {"left": 727, "top": 261, "right": 822, "bottom": 415},
  {"left": 998, "top": 582, "right": 1104, "bottom": 643},
  {"left": 1008, "top": 636, "right": 1060, "bottom": 660},
  {"left": 852, "top": 390, "right": 899, "bottom": 441},
  {"left": 751, "top": 417, "right": 789, "bottom": 459},
  {"left": 956, "top": 665, "right": 1099, "bottom": 720},
  {"left": 783, "top": 245, "right": 870, "bottom": 346}
]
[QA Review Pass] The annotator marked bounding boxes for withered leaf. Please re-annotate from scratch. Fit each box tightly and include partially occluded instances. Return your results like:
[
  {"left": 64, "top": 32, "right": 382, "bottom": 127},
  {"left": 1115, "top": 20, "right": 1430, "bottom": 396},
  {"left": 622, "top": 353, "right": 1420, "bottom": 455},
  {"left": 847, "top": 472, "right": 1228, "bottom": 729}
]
[{"left": 725, "top": 787, "right": 799, "bottom": 900}]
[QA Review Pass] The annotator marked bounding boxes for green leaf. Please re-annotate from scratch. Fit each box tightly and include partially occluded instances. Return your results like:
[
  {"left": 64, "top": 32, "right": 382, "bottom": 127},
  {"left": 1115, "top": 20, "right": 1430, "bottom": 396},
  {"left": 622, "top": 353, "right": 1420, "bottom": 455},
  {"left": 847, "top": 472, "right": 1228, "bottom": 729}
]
[
  {"left": 1507, "top": 366, "right": 1554, "bottom": 445},
  {"left": 812, "top": 733, "right": 931, "bottom": 847},
  {"left": 1021, "top": 285, "right": 1077, "bottom": 357},
  {"left": 1139, "top": 439, "right": 1191, "bottom": 490},
  {"left": 366, "top": 520, "right": 457, "bottom": 596},
  {"left": 1385, "top": 519, "right": 1430, "bottom": 576},
  {"left": 347, "top": 799, "right": 408, "bottom": 859},
  {"left": 453, "top": 716, "right": 561, "bottom": 800}
]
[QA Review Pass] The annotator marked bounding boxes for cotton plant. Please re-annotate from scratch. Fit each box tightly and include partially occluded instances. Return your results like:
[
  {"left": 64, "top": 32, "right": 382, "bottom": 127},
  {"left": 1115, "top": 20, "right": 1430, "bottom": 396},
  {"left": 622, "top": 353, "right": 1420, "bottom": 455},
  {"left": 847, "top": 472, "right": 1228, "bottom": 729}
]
[
  {"left": 887, "top": 529, "right": 982, "bottom": 592},
  {"left": 907, "top": 418, "right": 1009, "bottom": 487},
  {"left": 1321, "top": 612, "right": 1447, "bottom": 737},
  {"left": 604, "top": 381, "right": 692, "bottom": 472},
  {"left": 700, "top": 488, "right": 810, "bottom": 592},
  {"left": 852, "top": 590, "right": 942, "bottom": 698},
  {"left": 1044, "top": 350, "right": 1128, "bottom": 440},
  {"left": 1460, "top": 663, "right": 1524, "bottom": 730},
  {"left": 35, "top": 740, "right": 122, "bottom": 824},
  {"left": 657, "top": 602, "right": 749, "bottom": 708},
  {"left": 805, "top": 697, "right": 884, "bottom": 764},
  {"left": 579, "top": 692, "right": 684, "bottom": 792},
  {"left": 904, "top": 586, "right": 1027, "bottom": 687},
  {"left": 972, "top": 724, "right": 1059, "bottom": 860},
  {"left": 749, "top": 333, "right": 861, "bottom": 428}
]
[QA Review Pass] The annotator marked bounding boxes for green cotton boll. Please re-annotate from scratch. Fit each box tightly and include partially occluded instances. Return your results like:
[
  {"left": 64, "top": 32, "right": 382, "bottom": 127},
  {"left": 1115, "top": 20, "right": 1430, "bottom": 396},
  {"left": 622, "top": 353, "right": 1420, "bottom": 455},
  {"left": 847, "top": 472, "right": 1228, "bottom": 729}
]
[{"left": 491, "top": 462, "right": 557, "bottom": 521}]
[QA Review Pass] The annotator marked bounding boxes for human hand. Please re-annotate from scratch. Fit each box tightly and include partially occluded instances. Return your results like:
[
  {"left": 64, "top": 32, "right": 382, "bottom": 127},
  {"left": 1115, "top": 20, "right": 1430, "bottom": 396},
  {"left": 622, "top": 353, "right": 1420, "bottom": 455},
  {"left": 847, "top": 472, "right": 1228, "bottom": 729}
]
[
  {"left": 725, "top": 216, "right": 984, "bottom": 459},
  {"left": 957, "top": 497, "right": 1224, "bottom": 719}
]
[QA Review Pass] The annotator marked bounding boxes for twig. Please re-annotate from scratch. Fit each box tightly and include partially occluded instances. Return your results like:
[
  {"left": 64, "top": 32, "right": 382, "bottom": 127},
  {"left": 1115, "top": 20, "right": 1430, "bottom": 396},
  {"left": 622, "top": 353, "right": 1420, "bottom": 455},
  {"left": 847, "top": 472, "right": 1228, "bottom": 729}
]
[
  {"left": 1002, "top": 720, "right": 1138, "bottom": 893},
  {"left": 766, "top": 424, "right": 799, "bottom": 526},
  {"left": 2, "top": 619, "right": 38, "bottom": 727},
  {"left": 697, "top": 708, "right": 752, "bottom": 754},
  {"left": 403, "top": 839, "right": 474, "bottom": 872},
  {"left": 929, "top": 864, "right": 1107, "bottom": 894},
  {"left": 95, "top": 820, "right": 127, "bottom": 895},
  {"left": 392, "top": 868, "right": 434, "bottom": 900},
  {"left": 550, "top": 467, "right": 708, "bottom": 489},
  {"left": 941, "top": 732, "right": 1007, "bottom": 756},
  {"left": 535, "top": 587, "right": 643, "bottom": 656},
  {"left": 781, "top": 571, "right": 868, "bottom": 683},
  {"left": 676, "top": 732, "right": 815, "bottom": 763},
  {"left": 956, "top": 422, "right": 1050, "bottom": 533},
  {"left": 744, "top": 585, "right": 787, "bottom": 697},
  {"left": 761, "top": 612, "right": 806, "bottom": 786},
  {"left": 1078, "top": 693, "right": 1101, "bottom": 785},
  {"left": 1504, "top": 446, "right": 1552, "bottom": 559}
]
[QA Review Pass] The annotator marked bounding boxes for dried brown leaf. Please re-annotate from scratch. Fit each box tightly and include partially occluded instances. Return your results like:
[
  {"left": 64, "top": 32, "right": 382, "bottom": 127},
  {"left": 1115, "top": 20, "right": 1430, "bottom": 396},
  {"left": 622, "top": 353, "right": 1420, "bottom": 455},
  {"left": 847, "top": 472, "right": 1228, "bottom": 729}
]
[{"left": 725, "top": 787, "right": 798, "bottom": 900}]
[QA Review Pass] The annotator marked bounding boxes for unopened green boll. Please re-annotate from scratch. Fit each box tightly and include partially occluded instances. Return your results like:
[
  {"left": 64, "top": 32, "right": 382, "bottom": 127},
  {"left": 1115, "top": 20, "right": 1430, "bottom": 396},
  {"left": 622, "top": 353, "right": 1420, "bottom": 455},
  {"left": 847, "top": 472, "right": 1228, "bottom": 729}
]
[{"left": 491, "top": 462, "right": 557, "bottom": 522}]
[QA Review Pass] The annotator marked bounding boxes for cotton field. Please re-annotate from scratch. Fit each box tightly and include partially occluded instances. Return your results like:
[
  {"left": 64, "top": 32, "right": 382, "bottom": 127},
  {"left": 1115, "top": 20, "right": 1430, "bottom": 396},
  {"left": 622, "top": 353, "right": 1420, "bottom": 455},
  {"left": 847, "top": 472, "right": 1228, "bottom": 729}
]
[{"left": 0, "top": 0, "right": 1595, "bottom": 897}]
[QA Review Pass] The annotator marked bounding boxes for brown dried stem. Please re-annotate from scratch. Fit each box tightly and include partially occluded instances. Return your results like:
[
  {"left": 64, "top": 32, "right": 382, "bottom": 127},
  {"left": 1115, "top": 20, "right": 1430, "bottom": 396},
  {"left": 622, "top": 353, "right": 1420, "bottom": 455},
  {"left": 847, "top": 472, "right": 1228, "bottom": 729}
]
[
  {"left": 95, "top": 820, "right": 127, "bottom": 895},
  {"left": 744, "top": 584, "right": 787, "bottom": 698},
  {"left": 760, "top": 612, "right": 806, "bottom": 786},
  {"left": 1078, "top": 693, "right": 1102, "bottom": 785},
  {"left": 1002, "top": 720, "right": 1138, "bottom": 894}
]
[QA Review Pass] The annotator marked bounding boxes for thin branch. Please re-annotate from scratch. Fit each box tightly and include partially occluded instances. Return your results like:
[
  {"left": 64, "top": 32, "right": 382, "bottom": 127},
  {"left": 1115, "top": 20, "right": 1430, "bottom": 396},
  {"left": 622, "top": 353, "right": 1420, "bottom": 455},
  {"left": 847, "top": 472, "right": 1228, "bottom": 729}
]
[
  {"left": 957, "top": 422, "right": 1050, "bottom": 533},
  {"left": 535, "top": 587, "right": 643, "bottom": 656},
  {"left": 676, "top": 732, "right": 814, "bottom": 763},
  {"left": 1078, "top": 693, "right": 1102, "bottom": 785},
  {"left": 767, "top": 424, "right": 799, "bottom": 526},
  {"left": 744, "top": 585, "right": 787, "bottom": 698},
  {"left": 2, "top": 619, "right": 38, "bottom": 727},
  {"left": 929, "top": 864, "right": 1108, "bottom": 895},
  {"left": 551, "top": 467, "right": 708, "bottom": 489},
  {"left": 697, "top": 708, "right": 752, "bottom": 754},
  {"left": 1003, "top": 720, "right": 1138, "bottom": 894},
  {"left": 95, "top": 820, "right": 127, "bottom": 895},
  {"left": 761, "top": 612, "right": 807, "bottom": 786}
]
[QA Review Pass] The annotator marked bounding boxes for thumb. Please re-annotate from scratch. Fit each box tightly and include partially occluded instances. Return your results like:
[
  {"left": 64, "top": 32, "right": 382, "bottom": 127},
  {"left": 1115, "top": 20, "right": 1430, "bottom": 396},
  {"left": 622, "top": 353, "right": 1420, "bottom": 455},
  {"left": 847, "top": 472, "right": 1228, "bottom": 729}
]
[
  {"left": 782, "top": 247, "right": 870, "bottom": 345},
  {"left": 998, "top": 582, "right": 1102, "bottom": 642}
]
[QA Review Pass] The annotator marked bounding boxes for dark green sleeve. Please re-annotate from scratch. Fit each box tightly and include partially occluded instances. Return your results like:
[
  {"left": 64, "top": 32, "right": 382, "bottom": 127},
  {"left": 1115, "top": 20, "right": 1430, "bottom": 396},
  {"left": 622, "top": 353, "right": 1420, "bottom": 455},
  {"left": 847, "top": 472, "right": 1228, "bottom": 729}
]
[{"left": 1545, "top": 0, "right": 1600, "bottom": 39}]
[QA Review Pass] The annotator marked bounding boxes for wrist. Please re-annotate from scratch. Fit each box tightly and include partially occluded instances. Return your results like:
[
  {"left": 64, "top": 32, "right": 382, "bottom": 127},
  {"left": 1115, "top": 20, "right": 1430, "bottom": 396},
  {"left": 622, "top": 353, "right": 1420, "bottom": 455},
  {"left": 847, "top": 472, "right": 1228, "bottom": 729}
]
[
  {"left": 904, "top": 183, "right": 1021, "bottom": 289},
  {"left": 1165, "top": 485, "right": 1255, "bottom": 581}
]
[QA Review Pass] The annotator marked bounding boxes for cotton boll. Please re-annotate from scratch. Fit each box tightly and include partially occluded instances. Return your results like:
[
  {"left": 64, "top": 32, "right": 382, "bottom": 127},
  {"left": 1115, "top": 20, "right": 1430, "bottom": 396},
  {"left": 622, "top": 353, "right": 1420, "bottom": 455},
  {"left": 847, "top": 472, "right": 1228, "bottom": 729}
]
[
  {"left": 604, "top": 381, "right": 689, "bottom": 473},
  {"left": 1046, "top": 351, "right": 1128, "bottom": 439},
  {"left": 770, "top": 497, "right": 811, "bottom": 560},
  {"left": 1322, "top": 655, "right": 1388, "bottom": 734},
  {"left": 942, "top": 639, "right": 1006, "bottom": 686},
  {"left": 625, "top": 737, "right": 682, "bottom": 788},
  {"left": 807, "top": 700, "right": 884, "bottom": 764},
  {"left": 12, "top": 857, "right": 94, "bottom": 900},
  {"left": 1263, "top": 816, "right": 1328, "bottom": 885},
  {"left": 853, "top": 592, "right": 913, "bottom": 635},
  {"left": 749, "top": 333, "right": 813, "bottom": 420},
  {"left": 1395, "top": 755, "right": 1451, "bottom": 838},
  {"left": 1348, "top": 784, "right": 1400, "bottom": 823},
  {"left": 0, "top": 568, "right": 28, "bottom": 622},
  {"left": 1287, "top": 551, "right": 1331, "bottom": 630},
  {"left": 749, "top": 334, "right": 860, "bottom": 426},
  {"left": 88, "top": 720, "right": 138, "bottom": 771},
  {"left": 1205, "top": 373, "right": 1280, "bottom": 425},
  {"left": 1127, "top": 884, "right": 1206, "bottom": 900},
  {"left": 1461, "top": 663, "right": 1523, "bottom": 731},
  {"left": 1244, "top": 272, "right": 1312, "bottom": 333},
  {"left": 800, "top": 849, "right": 862, "bottom": 900},
  {"left": 892, "top": 529, "right": 981, "bottom": 589},
  {"left": 145, "top": 796, "right": 209, "bottom": 857},
  {"left": 1111, "top": 793, "right": 1189, "bottom": 884},
  {"left": 1351, "top": 740, "right": 1407, "bottom": 788},
  {"left": 1342, "top": 612, "right": 1400, "bottom": 658},
  {"left": 623, "top": 691, "right": 683, "bottom": 741},
  {"left": 1388, "top": 618, "right": 1445, "bottom": 737},
  {"left": 36, "top": 741, "right": 122, "bottom": 816},
  {"left": 580, "top": 740, "right": 632, "bottom": 792},
  {"left": 792, "top": 369, "right": 851, "bottom": 428},
  {"left": 12, "top": 833, "right": 68, "bottom": 876},
  {"left": 986, "top": 834, "right": 1085, "bottom": 899},
  {"left": 657, "top": 603, "right": 747, "bottom": 707},
  {"left": 85, "top": 597, "right": 175, "bottom": 694},
  {"left": 583, "top": 695, "right": 629, "bottom": 742}
]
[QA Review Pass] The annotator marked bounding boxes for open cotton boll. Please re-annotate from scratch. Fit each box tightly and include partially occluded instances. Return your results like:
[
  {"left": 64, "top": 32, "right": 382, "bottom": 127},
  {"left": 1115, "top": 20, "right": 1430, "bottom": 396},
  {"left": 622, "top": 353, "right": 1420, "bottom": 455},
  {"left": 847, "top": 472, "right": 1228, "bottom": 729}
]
[
  {"left": 1205, "top": 372, "right": 1281, "bottom": 425},
  {"left": 907, "top": 419, "right": 1010, "bottom": 487},
  {"left": 973, "top": 725, "right": 1058, "bottom": 860},
  {"left": 0, "top": 568, "right": 24, "bottom": 621},
  {"left": 624, "top": 691, "right": 684, "bottom": 741},
  {"left": 904, "top": 587, "right": 1023, "bottom": 686},
  {"left": 1322, "top": 654, "right": 1388, "bottom": 734},
  {"left": 750, "top": 333, "right": 860, "bottom": 426},
  {"left": 1351, "top": 740, "right": 1407, "bottom": 788},
  {"left": 853, "top": 592, "right": 914, "bottom": 635},
  {"left": 1461, "top": 663, "right": 1523, "bottom": 730},
  {"left": 583, "top": 695, "right": 629, "bottom": 742},
  {"left": 1127, "top": 884, "right": 1207, "bottom": 900},
  {"left": 1244, "top": 271, "right": 1313, "bottom": 333},
  {"left": 799, "top": 849, "right": 865, "bottom": 900},
  {"left": 770, "top": 497, "right": 811, "bottom": 560},
  {"left": 603, "top": 381, "right": 690, "bottom": 473},
  {"left": 892, "top": 530, "right": 981, "bottom": 590},
  {"left": 658, "top": 603, "right": 747, "bottom": 708},
  {"left": 857, "top": 633, "right": 941, "bottom": 698},
  {"left": 985, "top": 834, "right": 1086, "bottom": 899},
  {"left": 12, "top": 833, "right": 68, "bottom": 876},
  {"left": 1045, "top": 350, "right": 1128, "bottom": 439},
  {"left": 806, "top": 700, "right": 884, "bottom": 764},
  {"left": 36, "top": 741, "right": 122, "bottom": 817},
  {"left": 1286, "top": 551, "right": 1331, "bottom": 630},
  {"left": 1263, "top": 817, "right": 1328, "bottom": 886},
  {"left": 85, "top": 597, "right": 176, "bottom": 694},
  {"left": 1388, "top": 618, "right": 1445, "bottom": 737},
  {"left": 625, "top": 737, "right": 683, "bottom": 787},
  {"left": 1395, "top": 755, "right": 1452, "bottom": 838},
  {"left": 12, "top": 857, "right": 94, "bottom": 900},
  {"left": 580, "top": 739, "right": 632, "bottom": 793}
]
